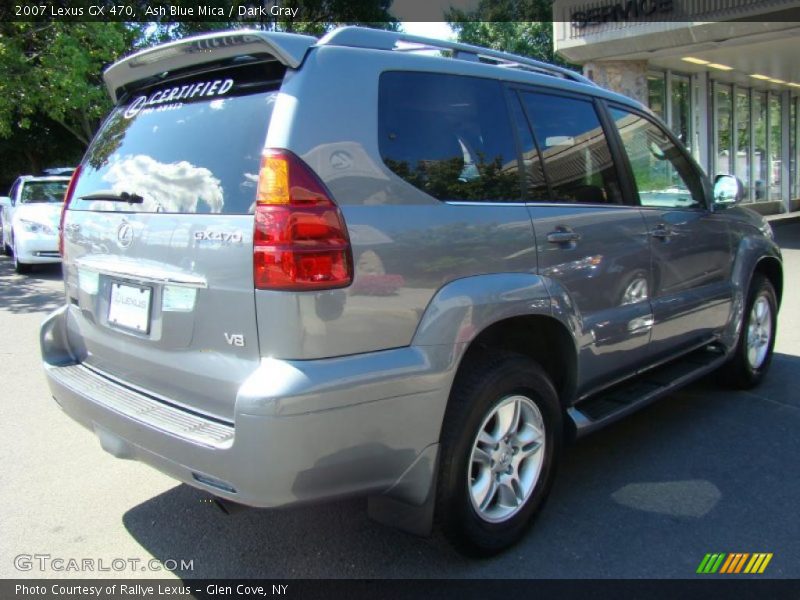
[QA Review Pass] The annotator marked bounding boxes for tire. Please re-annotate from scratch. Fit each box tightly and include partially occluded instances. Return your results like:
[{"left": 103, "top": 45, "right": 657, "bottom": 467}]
[
  {"left": 719, "top": 273, "right": 777, "bottom": 389},
  {"left": 12, "top": 239, "right": 31, "bottom": 274},
  {"left": 436, "top": 351, "right": 562, "bottom": 556}
]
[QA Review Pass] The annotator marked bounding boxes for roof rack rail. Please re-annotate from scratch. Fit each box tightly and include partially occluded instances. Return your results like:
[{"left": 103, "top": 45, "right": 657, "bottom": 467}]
[{"left": 317, "top": 26, "right": 595, "bottom": 87}]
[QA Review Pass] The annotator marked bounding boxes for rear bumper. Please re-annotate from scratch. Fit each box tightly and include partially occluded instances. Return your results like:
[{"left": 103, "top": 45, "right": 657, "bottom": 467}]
[{"left": 41, "top": 305, "right": 455, "bottom": 508}]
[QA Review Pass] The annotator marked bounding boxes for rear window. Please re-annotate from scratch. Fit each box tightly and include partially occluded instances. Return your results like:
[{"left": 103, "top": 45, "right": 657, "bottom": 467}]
[
  {"left": 71, "top": 61, "right": 284, "bottom": 215},
  {"left": 20, "top": 181, "right": 68, "bottom": 204}
]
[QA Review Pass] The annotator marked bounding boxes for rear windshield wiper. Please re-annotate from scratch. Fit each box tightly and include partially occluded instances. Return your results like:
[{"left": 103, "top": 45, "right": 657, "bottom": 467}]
[{"left": 80, "top": 191, "right": 144, "bottom": 204}]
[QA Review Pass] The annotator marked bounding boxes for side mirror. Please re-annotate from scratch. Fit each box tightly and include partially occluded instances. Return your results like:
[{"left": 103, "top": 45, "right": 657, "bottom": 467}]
[
  {"left": 713, "top": 174, "right": 743, "bottom": 207},
  {"left": 0, "top": 196, "right": 10, "bottom": 208}
]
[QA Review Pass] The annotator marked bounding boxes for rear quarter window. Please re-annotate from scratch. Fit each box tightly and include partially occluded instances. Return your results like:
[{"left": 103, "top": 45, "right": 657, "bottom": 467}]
[
  {"left": 378, "top": 71, "right": 522, "bottom": 203},
  {"left": 71, "top": 61, "right": 284, "bottom": 215}
]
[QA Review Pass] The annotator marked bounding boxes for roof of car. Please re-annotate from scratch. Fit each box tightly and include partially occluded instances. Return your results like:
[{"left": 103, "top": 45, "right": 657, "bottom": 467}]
[
  {"left": 103, "top": 26, "right": 646, "bottom": 114},
  {"left": 16, "top": 175, "right": 71, "bottom": 183}
]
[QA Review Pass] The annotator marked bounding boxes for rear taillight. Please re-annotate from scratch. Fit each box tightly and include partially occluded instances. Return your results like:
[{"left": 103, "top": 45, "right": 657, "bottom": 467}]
[
  {"left": 59, "top": 165, "right": 82, "bottom": 257},
  {"left": 253, "top": 149, "right": 352, "bottom": 291}
]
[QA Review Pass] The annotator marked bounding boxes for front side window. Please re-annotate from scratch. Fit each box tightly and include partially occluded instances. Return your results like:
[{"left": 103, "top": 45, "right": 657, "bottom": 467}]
[
  {"left": 519, "top": 91, "right": 622, "bottom": 205},
  {"left": 378, "top": 72, "right": 521, "bottom": 202},
  {"left": 610, "top": 107, "right": 704, "bottom": 209}
]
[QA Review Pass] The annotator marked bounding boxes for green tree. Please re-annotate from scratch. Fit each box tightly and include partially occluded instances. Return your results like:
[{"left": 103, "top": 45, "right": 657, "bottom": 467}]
[
  {"left": 0, "top": 22, "right": 140, "bottom": 146},
  {"left": 0, "top": 117, "right": 84, "bottom": 190},
  {"left": 447, "top": 0, "right": 574, "bottom": 67}
]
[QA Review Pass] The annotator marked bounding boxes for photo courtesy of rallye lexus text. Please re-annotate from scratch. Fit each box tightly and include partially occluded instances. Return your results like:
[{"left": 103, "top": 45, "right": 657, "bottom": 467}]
[{"left": 41, "top": 27, "right": 782, "bottom": 556}]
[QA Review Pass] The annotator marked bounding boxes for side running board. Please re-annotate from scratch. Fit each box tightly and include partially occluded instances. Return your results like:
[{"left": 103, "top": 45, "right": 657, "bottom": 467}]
[{"left": 568, "top": 344, "right": 728, "bottom": 437}]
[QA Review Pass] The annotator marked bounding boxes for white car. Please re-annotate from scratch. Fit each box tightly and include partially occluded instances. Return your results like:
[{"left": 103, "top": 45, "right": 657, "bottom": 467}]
[{"left": 1, "top": 175, "right": 71, "bottom": 273}]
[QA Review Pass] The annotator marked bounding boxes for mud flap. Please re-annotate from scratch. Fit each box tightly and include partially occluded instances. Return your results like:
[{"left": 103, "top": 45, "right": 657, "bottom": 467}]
[{"left": 367, "top": 443, "right": 439, "bottom": 537}]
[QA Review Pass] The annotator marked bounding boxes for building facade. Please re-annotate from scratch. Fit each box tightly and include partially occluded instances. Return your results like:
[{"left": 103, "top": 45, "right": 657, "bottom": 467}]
[{"left": 553, "top": 1, "right": 800, "bottom": 213}]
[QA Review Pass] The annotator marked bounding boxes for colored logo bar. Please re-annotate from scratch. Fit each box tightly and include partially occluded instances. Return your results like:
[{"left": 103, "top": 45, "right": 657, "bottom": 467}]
[{"left": 697, "top": 553, "right": 773, "bottom": 574}]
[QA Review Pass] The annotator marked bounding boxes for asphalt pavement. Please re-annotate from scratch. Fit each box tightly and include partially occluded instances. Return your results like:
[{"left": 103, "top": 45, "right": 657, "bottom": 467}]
[{"left": 1, "top": 224, "right": 799, "bottom": 579}]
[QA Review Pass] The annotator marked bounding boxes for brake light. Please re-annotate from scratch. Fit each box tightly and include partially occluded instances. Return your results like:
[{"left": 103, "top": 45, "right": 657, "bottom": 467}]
[
  {"left": 59, "top": 165, "right": 82, "bottom": 257},
  {"left": 253, "top": 149, "right": 352, "bottom": 291}
]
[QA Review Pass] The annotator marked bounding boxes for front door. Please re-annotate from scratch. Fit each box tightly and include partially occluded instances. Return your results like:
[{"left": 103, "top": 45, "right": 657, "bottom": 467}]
[{"left": 606, "top": 106, "right": 733, "bottom": 361}]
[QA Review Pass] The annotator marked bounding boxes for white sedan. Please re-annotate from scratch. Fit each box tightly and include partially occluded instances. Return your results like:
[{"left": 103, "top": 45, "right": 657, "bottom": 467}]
[{"left": 1, "top": 175, "right": 70, "bottom": 274}]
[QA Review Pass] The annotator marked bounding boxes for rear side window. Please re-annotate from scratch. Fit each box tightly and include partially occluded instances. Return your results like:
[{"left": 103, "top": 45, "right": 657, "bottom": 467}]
[
  {"left": 379, "top": 72, "right": 522, "bottom": 202},
  {"left": 519, "top": 91, "right": 622, "bottom": 205},
  {"left": 71, "top": 61, "right": 285, "bottom": 215}
]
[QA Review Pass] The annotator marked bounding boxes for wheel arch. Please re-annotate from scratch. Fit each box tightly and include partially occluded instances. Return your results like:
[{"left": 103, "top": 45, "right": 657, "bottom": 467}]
[{"left": 453, "top": 314, "right": 578, "bottom": 410}]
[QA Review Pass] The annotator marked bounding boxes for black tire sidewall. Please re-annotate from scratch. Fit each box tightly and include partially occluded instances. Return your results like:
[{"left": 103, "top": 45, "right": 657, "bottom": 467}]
[
  {"left": 728, "top": 274, "right": 777, "bottom": 387},
  {"left": 437, "top": 354, "right": 562, "bottom": 555}
]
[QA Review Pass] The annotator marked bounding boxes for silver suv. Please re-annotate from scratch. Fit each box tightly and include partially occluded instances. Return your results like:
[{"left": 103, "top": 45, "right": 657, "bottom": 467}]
[{"left": 41, "top": 27, "right": 782, "bottom": 555}]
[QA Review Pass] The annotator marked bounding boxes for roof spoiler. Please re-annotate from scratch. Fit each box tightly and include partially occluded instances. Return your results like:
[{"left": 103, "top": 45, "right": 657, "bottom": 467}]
[{"left": 103, "top": 30, "right": 317, "bottom": 102}]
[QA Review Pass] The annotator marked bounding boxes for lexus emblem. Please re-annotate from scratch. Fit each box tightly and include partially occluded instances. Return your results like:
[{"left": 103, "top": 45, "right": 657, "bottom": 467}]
[{"left": 117, "top": 222, "right": 133, "bottom": 248}]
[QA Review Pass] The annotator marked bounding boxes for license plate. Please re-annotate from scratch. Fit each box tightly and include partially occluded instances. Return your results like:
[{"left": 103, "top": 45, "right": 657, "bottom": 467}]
[{"left": 108, "top": 282, "right": 152, "bottom": 333}]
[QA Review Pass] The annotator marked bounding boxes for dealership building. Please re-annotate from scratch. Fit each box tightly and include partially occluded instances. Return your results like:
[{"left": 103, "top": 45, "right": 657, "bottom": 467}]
[{"left": 553, "top": 0, "right": 800, "bottom": 213}]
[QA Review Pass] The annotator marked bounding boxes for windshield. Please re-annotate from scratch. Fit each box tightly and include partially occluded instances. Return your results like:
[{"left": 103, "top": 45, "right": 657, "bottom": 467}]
[
  {"left": 19, "top": 181, "right": 68, "bottom": 204},
  {"left": 70, "top": 61, "right": 284, "bottom": 215}
]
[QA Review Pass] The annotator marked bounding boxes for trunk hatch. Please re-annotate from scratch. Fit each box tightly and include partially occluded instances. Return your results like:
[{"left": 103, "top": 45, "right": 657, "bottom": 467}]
[{"left": 62, "top": 61, "right": 285, "bottom": 422}]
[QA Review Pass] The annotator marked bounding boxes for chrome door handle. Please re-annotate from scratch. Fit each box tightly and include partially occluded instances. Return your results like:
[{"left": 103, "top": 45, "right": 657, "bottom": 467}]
[
  {"left": 546, "top": 228, "right": 581, "bottom": 244},
  {"left": 651, "top": 225, "right": 673, "bottom": 239}
]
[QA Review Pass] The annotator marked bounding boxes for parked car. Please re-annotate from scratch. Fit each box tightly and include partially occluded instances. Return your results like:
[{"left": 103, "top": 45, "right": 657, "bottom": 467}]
[
  {"left": 41, "top": 27, "right": 781, "bottom": 555},
  {"left": 1, "top": 175, "right": 70, "bottom": 273}
]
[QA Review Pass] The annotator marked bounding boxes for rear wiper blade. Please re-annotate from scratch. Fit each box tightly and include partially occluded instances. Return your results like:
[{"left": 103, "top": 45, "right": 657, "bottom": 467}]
[{"left": 80, "top": 191, "right": 144, "bottom": 204}]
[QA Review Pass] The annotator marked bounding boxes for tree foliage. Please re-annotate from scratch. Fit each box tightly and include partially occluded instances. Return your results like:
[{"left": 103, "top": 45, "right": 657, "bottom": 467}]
[
  {"left": 447, "top": 0, "right": 574, "bottom": 67},
  {"left": 0, "top": 22, "right": 139, "bottom": 145}
]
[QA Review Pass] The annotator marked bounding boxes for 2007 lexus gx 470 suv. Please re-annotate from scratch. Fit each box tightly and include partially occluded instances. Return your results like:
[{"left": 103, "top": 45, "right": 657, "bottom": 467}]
[{"left": 42, "top": 27, "right": 782, "bottom": 555}]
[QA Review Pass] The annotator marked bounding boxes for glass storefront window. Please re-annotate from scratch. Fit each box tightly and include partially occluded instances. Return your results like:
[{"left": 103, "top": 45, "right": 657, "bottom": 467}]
[
  {"left": 791, "top": 97, "right": 796, "bottom": 200},
  {"left": 647, "top": 72, "right": 666, "bottom": 120},
  {"left": 715, "top": 83, "right": 733, "bottom": 176},
  {"left": 736, "top": 89, "right": 751, "bottom": 201},
  {"left": 671, "top": 74, "right": 691, "bottom": 151},
  {"left": 769, "top": 94, "right": 782, "bottom": 200},
  {"left": 754, "top": 91, "right": 767, "bottom": 202}
]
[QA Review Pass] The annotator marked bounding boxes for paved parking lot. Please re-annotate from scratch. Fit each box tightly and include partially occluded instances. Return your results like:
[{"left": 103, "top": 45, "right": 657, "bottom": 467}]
[{"left": 1, "top": 223, "right": 799, "bottom": 580}]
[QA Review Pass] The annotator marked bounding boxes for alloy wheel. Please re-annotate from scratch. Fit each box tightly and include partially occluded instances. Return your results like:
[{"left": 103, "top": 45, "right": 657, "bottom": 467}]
[{"left": 468, "top": 395, "right": 546, "bottom": 523}]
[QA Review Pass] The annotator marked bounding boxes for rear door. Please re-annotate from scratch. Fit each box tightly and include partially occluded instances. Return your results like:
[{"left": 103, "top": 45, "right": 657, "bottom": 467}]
[
  {"left": 605, "top": 105, "right": 733, "bottom": 361},
  {"left": 62, "top": 61, "right": 285, "bottom": 422},
  {"left": 513, "top": 89, "right": 654, "bottom": 396}
]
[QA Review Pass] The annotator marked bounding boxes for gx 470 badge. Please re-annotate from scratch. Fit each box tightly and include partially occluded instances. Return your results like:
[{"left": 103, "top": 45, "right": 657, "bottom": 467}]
[{"left": 194, "top": 230, "right": 244, "bottom": 244}]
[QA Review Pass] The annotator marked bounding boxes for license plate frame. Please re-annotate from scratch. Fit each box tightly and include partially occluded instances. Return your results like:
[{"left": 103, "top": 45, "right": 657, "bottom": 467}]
[{"left": 108, "top": 281, "right": 153, "bottom": 334}]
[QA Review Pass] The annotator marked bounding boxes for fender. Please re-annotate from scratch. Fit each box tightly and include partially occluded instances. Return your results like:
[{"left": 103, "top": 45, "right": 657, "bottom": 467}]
[{"left": 723, "top": 220, "right": 782, "bottom": 350}]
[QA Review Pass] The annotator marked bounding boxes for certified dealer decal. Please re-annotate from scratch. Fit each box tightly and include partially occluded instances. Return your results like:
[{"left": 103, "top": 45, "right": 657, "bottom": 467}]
[{"left": 124, "top": 78, "right": 234, "bottom": 119}]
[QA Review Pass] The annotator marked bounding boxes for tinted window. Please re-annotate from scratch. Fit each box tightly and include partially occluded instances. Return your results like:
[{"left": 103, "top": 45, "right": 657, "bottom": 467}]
[
  {"left": 520, "top": 92, "right": 622, "bottom": 205},
  {"left": 71, "top": 62, "right": 284, "bottom": 215},
  {"left": 379, "top": 72, "right": 522, "bottom": 202},
  {"left": 610, "top": 107, "right": 703, "bottom": 209},
  {"left": 20, "top": 181, "right": 68, "bottom": 204},
  {"left": 508, "top": 94, "right": 549, "bottom": 201}
]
